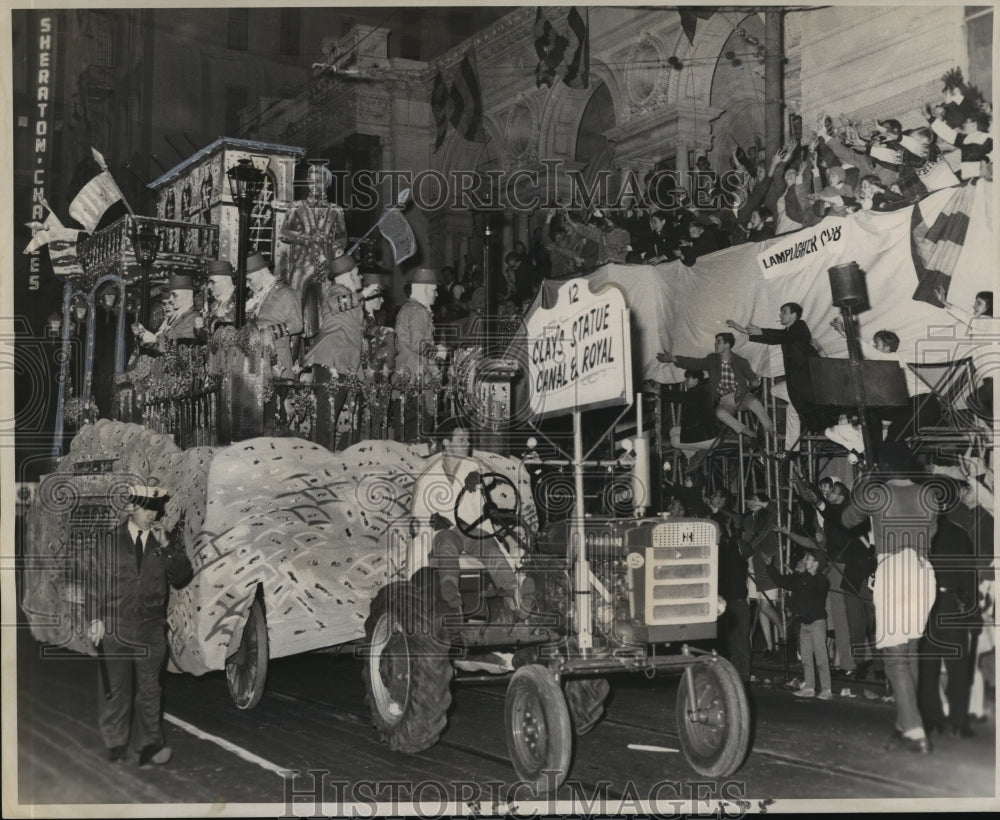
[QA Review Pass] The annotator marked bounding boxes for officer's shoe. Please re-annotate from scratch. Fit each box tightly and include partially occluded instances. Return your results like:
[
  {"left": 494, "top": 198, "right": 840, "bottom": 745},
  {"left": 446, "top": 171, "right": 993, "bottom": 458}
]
[
  {"left": 108, "top": 745, "right": 127, "bottom": 763},
  {"left": 138, "top": 744, "right": 173, "bottom": 768}
]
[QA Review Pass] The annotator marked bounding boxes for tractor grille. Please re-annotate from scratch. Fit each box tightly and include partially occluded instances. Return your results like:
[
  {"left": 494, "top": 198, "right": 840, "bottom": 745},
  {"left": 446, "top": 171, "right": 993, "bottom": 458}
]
[{"left": 640, "top": 520, "right": 718, "bottom": 626}]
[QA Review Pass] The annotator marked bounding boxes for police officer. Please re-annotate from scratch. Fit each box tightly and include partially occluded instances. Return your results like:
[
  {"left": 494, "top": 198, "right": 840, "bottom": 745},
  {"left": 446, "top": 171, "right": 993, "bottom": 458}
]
[{"left": 86, "top": 485, "right": 193, "bottom": 767}]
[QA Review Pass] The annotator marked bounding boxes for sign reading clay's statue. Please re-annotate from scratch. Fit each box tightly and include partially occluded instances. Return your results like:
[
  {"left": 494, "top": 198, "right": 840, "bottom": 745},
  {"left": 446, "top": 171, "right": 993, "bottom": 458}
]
[{"left": 525, "top": 278, "right": 633, "bottom": 418}]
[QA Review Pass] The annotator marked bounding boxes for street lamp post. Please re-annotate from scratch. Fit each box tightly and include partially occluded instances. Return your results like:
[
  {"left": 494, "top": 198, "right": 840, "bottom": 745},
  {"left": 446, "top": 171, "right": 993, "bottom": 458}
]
[
  {"left": 130, "top": 221, "right": 161, "bottom": 330},
  {"left": 829, "top": 262, "right": 877, "bottom": 467},
  {"left": 227, "top": 158, "right": 266, "bottom": 328}
]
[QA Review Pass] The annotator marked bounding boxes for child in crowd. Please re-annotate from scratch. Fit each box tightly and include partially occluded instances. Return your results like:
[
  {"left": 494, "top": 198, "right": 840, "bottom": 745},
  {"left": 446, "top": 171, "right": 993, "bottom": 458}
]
[
  {"left": 765, "top": 533, "right": 834, "bottom": 700},
  {"left": 856, "top": 174, "right": 903, "bottom": 212},
  {"left": 811, "top": 165, "right": 856, "bottom": 217}
]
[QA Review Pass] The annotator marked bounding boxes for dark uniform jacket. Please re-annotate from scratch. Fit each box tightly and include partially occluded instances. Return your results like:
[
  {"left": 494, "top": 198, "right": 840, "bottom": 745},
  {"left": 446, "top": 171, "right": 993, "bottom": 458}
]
[{"left": 89, "top": 522, "right": 193, "bottom": 637}]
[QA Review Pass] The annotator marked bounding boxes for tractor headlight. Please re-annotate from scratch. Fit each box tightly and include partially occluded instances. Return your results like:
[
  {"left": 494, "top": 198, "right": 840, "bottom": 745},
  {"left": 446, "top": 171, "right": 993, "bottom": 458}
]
[{"left": 716, "top": 595, "right": 727, "bottom": 617}]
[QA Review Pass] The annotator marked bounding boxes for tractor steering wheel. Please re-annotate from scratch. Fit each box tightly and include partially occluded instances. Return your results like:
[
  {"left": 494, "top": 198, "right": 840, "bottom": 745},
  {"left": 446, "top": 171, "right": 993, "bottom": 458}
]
[{"left": 454, "top": 471, "right": 521, "bottom": 539}]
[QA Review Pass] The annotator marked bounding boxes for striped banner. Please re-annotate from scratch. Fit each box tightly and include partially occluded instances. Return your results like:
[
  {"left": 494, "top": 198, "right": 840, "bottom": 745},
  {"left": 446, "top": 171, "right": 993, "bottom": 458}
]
[
  {"left": 47, "top": 234, "right": 84, "bottom": 278},
  {"left": 69, "top": 170, "right": 122, "bottom": 233},
  {"left": 910, "top": 180, "right": 977, "bottom": 305},
  {"left": 23, "top": 211, "right": 72, "bottom": 254}
]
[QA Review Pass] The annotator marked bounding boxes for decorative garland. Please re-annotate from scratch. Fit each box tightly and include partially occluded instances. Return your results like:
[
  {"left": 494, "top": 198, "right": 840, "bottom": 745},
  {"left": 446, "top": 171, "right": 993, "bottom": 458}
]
[{"left": 62, "top": 382, "right": 100, "bottom": 428}]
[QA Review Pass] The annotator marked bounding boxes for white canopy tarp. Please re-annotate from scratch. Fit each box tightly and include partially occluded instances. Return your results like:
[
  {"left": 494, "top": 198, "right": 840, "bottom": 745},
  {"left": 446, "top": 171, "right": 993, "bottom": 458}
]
[{"left": 524, "top": 181, "right": 996, "bottom": 386}]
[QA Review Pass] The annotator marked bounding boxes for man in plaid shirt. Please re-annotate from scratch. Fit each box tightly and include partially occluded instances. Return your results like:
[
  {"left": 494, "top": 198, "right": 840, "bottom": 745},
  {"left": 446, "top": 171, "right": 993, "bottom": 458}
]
[{"left": 659, "top": 332, "right": 774, "bottom": 443}]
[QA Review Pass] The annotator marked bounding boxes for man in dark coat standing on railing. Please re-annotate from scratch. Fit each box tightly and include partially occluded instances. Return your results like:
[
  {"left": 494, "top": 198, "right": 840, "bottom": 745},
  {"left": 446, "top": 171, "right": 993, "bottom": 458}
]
[
  {"left": 728, "top": 301, "right": 827, "bottom": 450},
  {"left": 86, "top": 485, "right": 192, "bottom": 768}
]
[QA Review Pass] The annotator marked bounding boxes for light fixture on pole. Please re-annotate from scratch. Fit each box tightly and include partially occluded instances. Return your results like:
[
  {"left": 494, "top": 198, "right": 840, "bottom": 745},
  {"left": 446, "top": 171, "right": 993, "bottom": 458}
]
[
  {"left": 828, "top": 262, "right": 876, "bottom": 464},
  {"left": 130, "top": 222, "right": 161, "bottom": 329},
  {"left": 226, "top": 158, "right": 266, "bottom": 328},
  {"left": 70, "top": 292, "right": 89, "bottom": 324},
  {"left": 45, "top": 311, "right": 62, "bottom": 339}
]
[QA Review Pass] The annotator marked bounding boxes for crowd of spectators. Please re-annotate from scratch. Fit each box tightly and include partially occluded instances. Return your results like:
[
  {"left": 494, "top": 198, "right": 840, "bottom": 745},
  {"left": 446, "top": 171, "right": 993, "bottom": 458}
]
[
  {"left": 632, "top": 70, "right": 995, "bottom": 754},
  {"left": 661, "top": 435, "right": 994, "bottom": 755}
]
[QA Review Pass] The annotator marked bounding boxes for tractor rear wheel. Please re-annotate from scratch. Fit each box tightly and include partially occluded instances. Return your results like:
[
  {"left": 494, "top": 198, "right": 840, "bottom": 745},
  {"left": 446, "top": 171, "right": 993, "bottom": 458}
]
[{"left": 362, "top": 581, "right": 454, "bottom": 753}]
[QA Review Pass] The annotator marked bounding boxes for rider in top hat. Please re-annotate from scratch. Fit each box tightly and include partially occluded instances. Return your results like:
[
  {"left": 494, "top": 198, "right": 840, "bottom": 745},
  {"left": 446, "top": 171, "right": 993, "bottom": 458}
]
[
  {"left": 134, "top": 273, "right": 203, "bottom": 353},
  {"left": 244, "top": 252, "right": 303, "bottom": 379},
  {"left": 395, "top": 266, "right": 447, "bottom": 381},
  {"left": 361, "top": 272, "right": 396, "bottom": 373},
  {"left": 303, "top": 252, "right": 380, "bottom": 375},
  {"left": 200, "top": 259, "right": 237, "bottom": 333}
]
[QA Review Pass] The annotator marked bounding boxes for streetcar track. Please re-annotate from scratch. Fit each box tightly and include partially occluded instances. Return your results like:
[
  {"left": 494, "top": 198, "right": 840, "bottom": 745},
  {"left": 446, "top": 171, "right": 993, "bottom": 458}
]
[
  {"left": 463, "top": 685, "right": 954, "bottom": 797},
  {"left": 190, "top": 680, "right": 975, "bottom": 800},
  {"left": 263, "top": 686, "right": 625, "bottom": 799}
]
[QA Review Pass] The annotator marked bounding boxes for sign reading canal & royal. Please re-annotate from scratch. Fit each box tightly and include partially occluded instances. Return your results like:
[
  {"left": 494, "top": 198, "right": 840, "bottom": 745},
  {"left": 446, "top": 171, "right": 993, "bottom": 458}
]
[{"left": 525, "top": 278, "right": 632, "bottom": 418}]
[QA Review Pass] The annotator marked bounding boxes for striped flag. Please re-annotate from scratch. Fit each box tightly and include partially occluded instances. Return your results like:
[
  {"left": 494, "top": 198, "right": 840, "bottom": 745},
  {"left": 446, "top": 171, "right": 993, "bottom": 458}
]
[
  {"left": 23, "top": 209, "right": 76, "bottom": 255},
  {"left": 46, "top": 231, "right": 85, "bottom": 278},
  {"left": 68, "top": 147, "right": 124, "bottom": 233},
  {"left": 910, "top": 181, "right": 978, "bottom": 305},
  {"left": 563, "top": 7, "right": 589, "bottom": 90},
  {"left": 534, "top": 7, "right": 568, "bottom": 89},
  {"left": 431, "top": 71, "right": 451, "bottom": 152},
  {"left": 449, "top": 51, "right": 485, "bottom": 143}
]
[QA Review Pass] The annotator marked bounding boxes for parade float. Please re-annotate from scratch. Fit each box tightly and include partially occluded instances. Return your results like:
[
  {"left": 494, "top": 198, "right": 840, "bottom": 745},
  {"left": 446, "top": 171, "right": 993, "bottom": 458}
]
[
  {"left": 20, "top": 130, "right": 994, "bottom": 787},
  {"left": 22, "top": 137, "right": 526, "bottom": 709}
]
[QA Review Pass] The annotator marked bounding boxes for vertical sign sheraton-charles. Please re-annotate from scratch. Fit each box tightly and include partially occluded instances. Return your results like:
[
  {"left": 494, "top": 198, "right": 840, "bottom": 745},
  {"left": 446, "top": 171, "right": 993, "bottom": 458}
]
[
  {"left": 525, "top": 278, "right": 632, "bottom": 418},
  {"left": 27, "top": 12, "right": 58, "bottom": 293}
]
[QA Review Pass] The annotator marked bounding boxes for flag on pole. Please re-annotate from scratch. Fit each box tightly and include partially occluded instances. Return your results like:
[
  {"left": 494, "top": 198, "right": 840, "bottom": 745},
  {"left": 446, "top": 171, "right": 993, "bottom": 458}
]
[
  {"left": 534, "top": 8, "right": 568, "bottom": 88},
  {"left": 46, "top": 232, "right": 85, "bottom": 278},
  {"left": 23, "top": 206, "right": 84, "bottom": 277},
  {"left": 449, "top": 50, "right": 486, "bottom": 143},
  {"left": 68, "top": 147, "right": 126, "bottom": 233},
  {"left": 431, "top": 71, "right": 451, "bottom": 152},
  {"left": 678, "top": 7, "right": 717, "bottom": 46},
  {"left": 563, "top": 7, "right": 590, "bottom": 90},
  {"left": 377, "top": 208, "right": 417, "bottom": 265},
  {"left": 23, "top": 209, "right": 76, "bottom": 255}
]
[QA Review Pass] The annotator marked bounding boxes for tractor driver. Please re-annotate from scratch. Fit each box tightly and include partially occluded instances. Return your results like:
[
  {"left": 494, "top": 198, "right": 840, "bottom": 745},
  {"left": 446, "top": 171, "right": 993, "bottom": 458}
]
[{"left": 410, "top": 420, "right": 522, "bottom": 617}]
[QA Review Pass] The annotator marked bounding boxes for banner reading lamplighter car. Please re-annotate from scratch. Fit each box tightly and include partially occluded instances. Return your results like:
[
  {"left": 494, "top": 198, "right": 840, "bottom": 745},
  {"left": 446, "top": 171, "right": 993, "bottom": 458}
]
[{"left": 525, "top": 278, "right": 632, "bottom": 418}]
